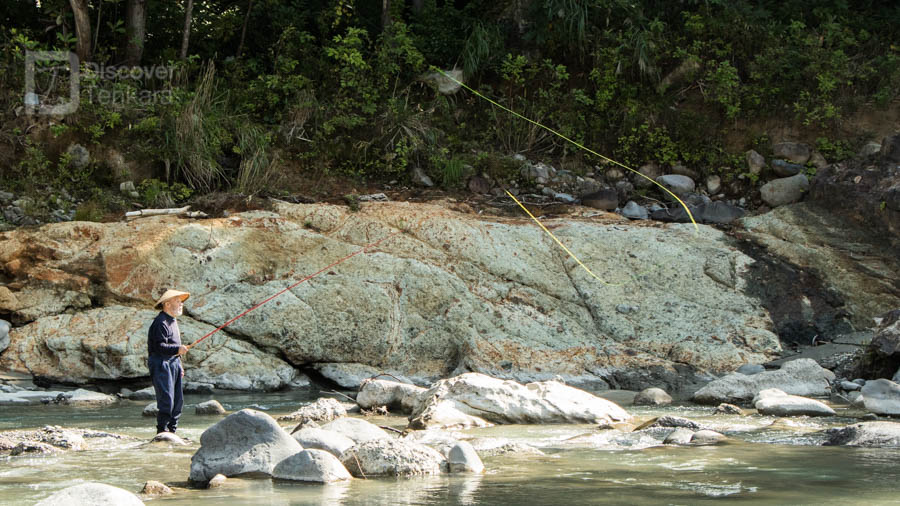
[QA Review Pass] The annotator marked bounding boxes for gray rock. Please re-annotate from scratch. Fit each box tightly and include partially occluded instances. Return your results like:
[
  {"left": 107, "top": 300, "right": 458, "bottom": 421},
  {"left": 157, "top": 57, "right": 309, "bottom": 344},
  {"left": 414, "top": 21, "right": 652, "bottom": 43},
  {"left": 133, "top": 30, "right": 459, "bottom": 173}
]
[
  {"left": 853, "top": 378, "right": 867, "bottom": 386},
  {"left": 63, "top": 389, "right": 117, "bottom": 406},
  {"left": 340, "top": 438, "right": 447, "bottom": 477},
  {"left": 467, "top": 437, "right": 544, "bottom": 457},
  {"left": 581, "top": 189, "right": 618, "bottom": 210},
  {"left": 894, "top": 369, "right": 900, "bottom": 383},
  {"left": 840, "top": 381, "right": 861, "bottom": 392},
  {"left": 604, "top": 168, "right": 625, "bottom": 181},
  {"left": 848, "top": 391, "right": 865, "bottom": 408},
  {"left": 319, "top": 417, "right": 390, "bottom": 444},
  {"left": 646, "top": 415, "right": 703, "bottom": 431},
  {"left": 357, "top": 378, "right": 425, "bottom": 414},
  {"left": 422, "top": 69, "right": 463, "bottom": 95},
  {"left": 150, "top": 432, "right": 187, "bottom": 445},
  {"left": 635, "top": 162, "right": 662, "bottom": 188},
  {"left": 615, "top": 304, "right": 639, "bottom": 314},
  {"left": 809, "top": 151, "right": 829, "bottom": 169},
  {"left": 12, "top": 441, "right": 59, "bottom": 455},
  {"left": 737, "top": 364, "right": 765, "bottom": 375},
  {"left": 207, "top": 474, "right": 227, "bottom": 488},
  {"left": 670, "top": 163, "right": 699, "bottom": 180},
  {"left": 0, "top": 190, "right": 14, "bottom": 204},
  {"left": 0, "top": 319, "right": 9, "bottom": 354},
  {"left": 859, "top": 142, "right": 882, "bottom": 157},
  {"left": 468, "top": 176, "right": 492, "bottom": 194},
  {"left": 621, "top": 201, "right": 648, "bottom": 220},
  {"left": 691, "top": 430, "right": 727, "bottom": 445},
  {"left": 278, "top": 398, "right": 347, "bottom": 424},
  {"left": 753, "top": 388, "right": 836, "bottom": 417},
  {"left": 714, "top": 403, "right": 744, "bottom": 415},
  {"left": 35, "top": 483, "right": 144, "bottom": 506},
  {"left": 448, "top": 441, "right": 484, "bottom": 473},
  {"left": 881, "top": 134, "right": 900, "bottom": 162},
  {"left": 760, "top": 174, "right": 809, "bottom": 207},
  {"left": 411, "top": 167, "right": 434, "bottom": 187},
  {"left": 291, "top": 428, "right": 356, "bottom": 458},
  {"left": 195, "top": 400, "right": 226, "bottom": 415},
  {"left": 552, "top": 192, "right": 576, "bottom": 204},
  {"left": 142, "top": 402, "right": 158, "bottom": 417},
  {"left": 663, "top": 427, "right": 694, "bottom": 445},
  {"left": 65, "top": 144, "right": 91, "bottom": 170},
  {"left": 746, "top": 150, "right": 766, "bottom": 175},
  {"left": 119, "top": 181, "right": 136, "bottom": 193},
  {"left": 706, "top": 175, "right": 722, "bottom": 195},
  {"left": 189, "top": 409, "right": 303, "bottom": 482},
  {"left": 861, "top": 379, "right": 900, "bottom": 416},
  {"left": 633, "top": 387, "right": 672, "bottom": 406},
  {"left": 692, "top": 358, "right": 834, "bottom": 404},
  {"left": 656, "top": 174, "right": 696, "bottom": 197},
  {"left": 129, "top": 387, "right": 156, "bottom": 400},
  {"left": 615, "top": 180, "right": 634, "bottom": 200},
  {"left": 773, "top": 142, "right": 811, "bottom": 165},
  {"left": 184, "top": 382, "right": 216, "bottom": 394},
  {"left": 521, "top": 162, "right": 553, "bottom": 182},
  {"left": 313, "top": 363, "right": 414, "bottom": 389},
  {"left": 823, "top": 421, "right": 900, "bottom": 447},
  {"left": 771, "top": 159, "right": 805, "bottom": 177},
  {"left": 272, "top": 449, "right": 352, "bottom": 483}
]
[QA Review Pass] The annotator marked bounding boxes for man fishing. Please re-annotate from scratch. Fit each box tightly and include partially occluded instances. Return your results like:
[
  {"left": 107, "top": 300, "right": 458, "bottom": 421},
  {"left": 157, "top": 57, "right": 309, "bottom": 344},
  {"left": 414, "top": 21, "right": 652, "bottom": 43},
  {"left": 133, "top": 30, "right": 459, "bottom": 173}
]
[{"left": 147, "top": 289, "right": 190, "bottom": 434}]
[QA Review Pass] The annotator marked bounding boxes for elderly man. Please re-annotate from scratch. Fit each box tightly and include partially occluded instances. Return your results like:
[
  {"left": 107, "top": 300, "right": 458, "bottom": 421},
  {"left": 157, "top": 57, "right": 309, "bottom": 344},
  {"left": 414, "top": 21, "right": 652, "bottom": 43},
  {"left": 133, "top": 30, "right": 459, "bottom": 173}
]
[{"left": 148, "top": 289, "right": 190, "bottom": 434}]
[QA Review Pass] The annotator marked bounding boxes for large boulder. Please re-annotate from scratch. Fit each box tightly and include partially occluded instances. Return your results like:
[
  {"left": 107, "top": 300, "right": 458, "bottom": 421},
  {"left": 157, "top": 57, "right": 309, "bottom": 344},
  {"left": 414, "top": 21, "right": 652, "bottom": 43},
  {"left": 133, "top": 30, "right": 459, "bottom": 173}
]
[
  {"left": 272, "top": 449, "right": 352, "bottom": 483},
  {"left": 860, "top": 379, "right": 900, "bottom": 416},
  {"left": 773, "top": 142, "right": 811, "bottom": 165},
  {"left": 340, "top": 438, "right": 447, "bottom": 477},
  {"left": 760, "top": 174, "right": 809, "bottom": 207},
  {"left": 356, "top": 379, "right": 425, "bottom": 414},
  {"left": 189, "top": 409, "right": 303, "bottom": 482},
  {"left": 407, "top": 373, "right": 631, "bottom": 430},
  {"left": 633, "top": 387, "right": 672, "bottom": 406},
  {"left": 752, "top": 388, "right": 836, "bottom": 417},
  {"left": 823, "top": 421, "right": 900, "bottom": 447},
  {"left": 319, "top": 417, "right": 390, "bottom": 444},
  {"left": 291, "top": 428, "right": 356, "bottom": 458},
  {"left": 35, "top": 483, "right": 144, "bottom": 506},
  {"left": 692, "top": 359, "right": 834, "bottom": 404}
]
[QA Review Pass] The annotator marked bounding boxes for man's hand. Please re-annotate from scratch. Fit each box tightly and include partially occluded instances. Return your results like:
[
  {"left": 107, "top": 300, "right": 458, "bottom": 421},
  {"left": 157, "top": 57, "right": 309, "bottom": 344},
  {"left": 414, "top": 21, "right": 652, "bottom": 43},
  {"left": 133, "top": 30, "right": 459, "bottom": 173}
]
[
  {"left": 177, "top": 345, "right": 188, "bottom": 356},
  {"left": 181, "top": 366, "right": 185, "bottom": 378}
]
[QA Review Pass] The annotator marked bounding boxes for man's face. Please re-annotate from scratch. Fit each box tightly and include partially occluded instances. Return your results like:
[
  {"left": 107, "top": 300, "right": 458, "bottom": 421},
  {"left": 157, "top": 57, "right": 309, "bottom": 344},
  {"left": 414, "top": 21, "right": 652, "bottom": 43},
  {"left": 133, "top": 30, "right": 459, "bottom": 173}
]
[{"left": 165, "top": 297, "right": 184, "bottom": 317}]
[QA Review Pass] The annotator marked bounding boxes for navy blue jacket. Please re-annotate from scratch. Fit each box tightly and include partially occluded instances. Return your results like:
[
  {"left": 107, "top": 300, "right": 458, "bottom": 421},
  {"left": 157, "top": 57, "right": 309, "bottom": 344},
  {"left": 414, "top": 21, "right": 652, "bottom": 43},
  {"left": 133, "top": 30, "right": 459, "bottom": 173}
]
[{"left": 147, "top": 312, "right": 182, "bottom": 357}]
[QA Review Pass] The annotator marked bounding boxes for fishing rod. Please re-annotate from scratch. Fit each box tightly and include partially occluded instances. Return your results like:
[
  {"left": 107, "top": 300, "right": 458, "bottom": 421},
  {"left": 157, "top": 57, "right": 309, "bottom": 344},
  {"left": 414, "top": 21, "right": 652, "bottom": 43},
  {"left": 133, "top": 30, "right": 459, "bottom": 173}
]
[{"left": 185, "top": 227, "right": 404, "bottom": 352}]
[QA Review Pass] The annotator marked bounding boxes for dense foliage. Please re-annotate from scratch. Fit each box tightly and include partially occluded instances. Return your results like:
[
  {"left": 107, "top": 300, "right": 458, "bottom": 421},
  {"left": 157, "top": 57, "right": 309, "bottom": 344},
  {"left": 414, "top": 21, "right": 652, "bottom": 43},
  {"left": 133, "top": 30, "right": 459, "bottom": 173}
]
[{"left": 1, "top": 0, "right": 898, "bottom": 211}]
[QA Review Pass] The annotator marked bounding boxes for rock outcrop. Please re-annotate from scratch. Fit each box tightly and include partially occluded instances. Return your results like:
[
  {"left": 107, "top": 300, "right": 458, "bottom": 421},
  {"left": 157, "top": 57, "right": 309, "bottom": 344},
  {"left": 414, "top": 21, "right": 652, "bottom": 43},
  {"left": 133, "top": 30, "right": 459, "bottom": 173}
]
[{"left": 692, "top": 359, "right": 833, "bottom": 404}]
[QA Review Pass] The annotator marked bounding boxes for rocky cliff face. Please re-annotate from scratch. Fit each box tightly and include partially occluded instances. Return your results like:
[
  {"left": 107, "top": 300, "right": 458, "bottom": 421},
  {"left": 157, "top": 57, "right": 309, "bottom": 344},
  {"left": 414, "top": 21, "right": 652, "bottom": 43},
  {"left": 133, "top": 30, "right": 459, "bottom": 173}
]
[{"left": 0, "top": 199, "right": 893, "bottom": 394}]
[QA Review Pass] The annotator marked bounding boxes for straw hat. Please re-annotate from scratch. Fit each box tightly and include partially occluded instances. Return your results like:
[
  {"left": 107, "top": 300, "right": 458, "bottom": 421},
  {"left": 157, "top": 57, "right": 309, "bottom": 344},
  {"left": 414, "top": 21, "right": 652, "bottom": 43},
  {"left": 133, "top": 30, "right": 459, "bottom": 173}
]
[{"left": 154, "top": 289, "right": 190, "bottom": 309}]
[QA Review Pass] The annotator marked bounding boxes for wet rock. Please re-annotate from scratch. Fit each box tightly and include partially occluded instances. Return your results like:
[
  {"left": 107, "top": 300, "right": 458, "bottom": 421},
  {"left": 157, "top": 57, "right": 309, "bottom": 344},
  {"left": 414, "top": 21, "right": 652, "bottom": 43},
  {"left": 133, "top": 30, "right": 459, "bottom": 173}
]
[
  {"left": 12, "top": 441, "right": 59, "bottom": 455},
  {"left": 656, "top": 175, "right": 696, "bottom": 197},
  {"left": 291, "top": 428, "right": 356, "bottom": 458},
  {"left": 692, "top": 359, "right": 834, "bottom": 405},
  {"left": 408, "top": 373, "right": 632, "bottom": 430},
  {"left": 140, "top": 481, "right": 172, "bottom": 496},
  {"left": 622, "top": 201, "right": 648, "bottom": 220},
  {"left": 63, "top": 389, "right": 117, "bottom": 406},
  {"left": 859, "top": 142, "right": 882, "bottom": 157},
  {"left": 861, "top": 379, "right": 900, "bottom": 416},
  {"left": 771, "top": 159, "right": 805, "bottom": 177},
  {"left": 319, "top": 417, "right": 389, "bottom": 444},
  {"left": 448, "top": 441, "right": 484, "bottom": 473},
  {"left": 760, "top": 174, "right": 809, "bottom": 207},
  {"left": 143, "top": 402, "right": 158, "bottom": 417},
  {"left": 150, "top": 432, "right": 187, "bottom": 445},
  {"left": 411, "top": 167, "right": 434, "bottom": 187},
  {"left": 633, "top": 387, "right": 672, "bottom": 406},
  {"left": 773, "top": 142, "right": 811, "bottom": 165},
  {"left": 840, "top": 381, "right": 861, "bottom": 392},
  {"left": 746, "top": 150, "right": 766, "bottom": 175},
  {"left": 643, "top": 415, "right": 704, "bottom": 431},
  {"left": 737, "top": 364, "right": 765, "bottom": 375},
  {"left": 823, "top": 421, "right": 900, "bottom": 447},
  {"left": 340, "top": 438, "right": 446, "bottom": 477},
  {"left": 129, "top": 387, "right": 156, "bottom": 401},
  {"left": 195, "top": 400, "right": 226, "bottom": 415},
  {"left": 753, "top": 388, "right": 836, "bottom": 417},
  {"left": 663, "top": 427, "right": 694, "bottom": 445},
  {"left": 189, "top": 409, "right": 303, "bottom": 482},
  {"left": 207, "top": 474, "right": 227, "bottom": 488},
  {"left": 635, "top": 163, "right": 662, "bottom": 188},
  {"left": 184, "top": 382, "right": 216, "bottom": 394},
  {"left": 881, "top": 134, "right": 900, "bottom": 162},
  {"left": 279, "top": 398, "right": 347, "bottom": 424},
  {"left": 357, "top": 378, "right": 425, "bottom": 414},
  {"left": 714, "top": 403, "right": 744, "bottom": 415},
  {"left": 468, "top": 437, "right": 544, "bottom": 457},
  {"left": 581, "top": 189, "right": 618, "bottom": 210},
  {"left": 691, "top": 430, "right": 727, "bottom": 445},
  {"left": 272, "top": 449, "right": 352, "bottom": 483},
  {"left": 35, "top": 482, "right": 144, "bottom": 506}
]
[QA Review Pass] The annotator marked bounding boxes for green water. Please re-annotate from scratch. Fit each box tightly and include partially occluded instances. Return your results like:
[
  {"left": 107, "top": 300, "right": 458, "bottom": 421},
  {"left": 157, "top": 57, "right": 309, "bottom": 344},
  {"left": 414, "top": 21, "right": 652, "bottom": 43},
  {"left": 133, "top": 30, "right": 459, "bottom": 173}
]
[{"left": 2, "top": 392, "right": 899, "bottom": 505}]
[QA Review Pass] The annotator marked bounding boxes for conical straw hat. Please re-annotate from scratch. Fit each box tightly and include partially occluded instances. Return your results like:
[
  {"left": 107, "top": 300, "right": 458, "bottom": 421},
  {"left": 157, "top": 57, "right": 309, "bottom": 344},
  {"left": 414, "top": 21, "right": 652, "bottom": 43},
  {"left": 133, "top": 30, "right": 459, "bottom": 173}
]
[{"left": 154, "top": 289, "right": 190, "bottom": 309}]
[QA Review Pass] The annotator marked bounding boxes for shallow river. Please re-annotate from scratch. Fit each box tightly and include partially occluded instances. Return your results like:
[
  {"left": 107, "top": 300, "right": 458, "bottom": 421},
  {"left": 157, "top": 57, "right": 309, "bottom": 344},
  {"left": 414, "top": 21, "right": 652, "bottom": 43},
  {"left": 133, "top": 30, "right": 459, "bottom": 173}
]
[{"left": 2, "top": 389, "right": 899, "bottom": 505}]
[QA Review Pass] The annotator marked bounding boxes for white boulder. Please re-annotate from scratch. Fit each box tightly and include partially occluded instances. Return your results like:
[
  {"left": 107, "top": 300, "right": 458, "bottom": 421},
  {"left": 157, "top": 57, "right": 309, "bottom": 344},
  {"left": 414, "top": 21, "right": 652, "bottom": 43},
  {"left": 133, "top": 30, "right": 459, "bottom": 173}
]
[
  {"left": 753, "top": 388, "right": 836, "bottom": 417},
  {"left": 35, "top": 483, "right": 144, "bottom": 506},
  {"left": 272, "top": 449, "right": 352, "bottom": 483},
  {"left": 692, "top": 359, "right": 833, "bottom": 404}
]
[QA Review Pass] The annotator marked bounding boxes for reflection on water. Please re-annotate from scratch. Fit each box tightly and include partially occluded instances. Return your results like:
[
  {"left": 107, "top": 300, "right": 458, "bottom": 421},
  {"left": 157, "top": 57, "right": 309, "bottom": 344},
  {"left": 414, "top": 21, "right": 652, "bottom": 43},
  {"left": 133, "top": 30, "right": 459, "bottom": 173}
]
[{"left": 2, "top": 393, "right": 900, "bottom": 505}]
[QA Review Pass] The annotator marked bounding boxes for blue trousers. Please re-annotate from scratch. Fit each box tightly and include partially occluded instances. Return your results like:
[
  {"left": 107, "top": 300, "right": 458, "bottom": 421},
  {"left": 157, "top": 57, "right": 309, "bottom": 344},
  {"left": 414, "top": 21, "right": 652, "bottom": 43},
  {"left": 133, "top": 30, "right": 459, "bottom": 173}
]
[{"left": 148, "top": 355, "right": 183, "bottom": 433}]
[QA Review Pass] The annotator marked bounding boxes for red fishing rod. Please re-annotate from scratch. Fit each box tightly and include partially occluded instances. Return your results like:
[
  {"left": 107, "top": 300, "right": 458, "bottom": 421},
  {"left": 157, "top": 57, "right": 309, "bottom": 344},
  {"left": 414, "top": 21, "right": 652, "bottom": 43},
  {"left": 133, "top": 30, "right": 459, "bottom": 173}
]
[{"left": 185, "top": 228, "right": 404, "bottom": 352}]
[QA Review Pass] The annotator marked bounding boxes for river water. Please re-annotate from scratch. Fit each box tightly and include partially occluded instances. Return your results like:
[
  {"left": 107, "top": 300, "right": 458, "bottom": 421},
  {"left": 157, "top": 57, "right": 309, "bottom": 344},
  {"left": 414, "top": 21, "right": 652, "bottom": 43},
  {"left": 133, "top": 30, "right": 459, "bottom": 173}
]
[{"left": 2, "top": 389, "right": 899, "bottom": 505}]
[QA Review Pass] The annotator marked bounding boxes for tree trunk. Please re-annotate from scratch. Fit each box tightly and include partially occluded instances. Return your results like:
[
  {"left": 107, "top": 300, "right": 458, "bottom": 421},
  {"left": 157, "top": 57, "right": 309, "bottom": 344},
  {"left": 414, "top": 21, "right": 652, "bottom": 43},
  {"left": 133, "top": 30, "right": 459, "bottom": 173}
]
[
  {"left": 69, "top": 0, "right": 91, "bottom": 62},
  {"left": 411, "top": 0, "right": 424, "bottom": 15},
  {"left": 179, "top": 0, "right": 194, "bottom": 60},
  {"left": 382, "top": 0, "right": 392, "bottom": 30},
  {"left": 236, "top": 0, "right": 253, "bottom": 58},
  {"left": 124, "top": 0, "right": 148, "bottom": 66}
]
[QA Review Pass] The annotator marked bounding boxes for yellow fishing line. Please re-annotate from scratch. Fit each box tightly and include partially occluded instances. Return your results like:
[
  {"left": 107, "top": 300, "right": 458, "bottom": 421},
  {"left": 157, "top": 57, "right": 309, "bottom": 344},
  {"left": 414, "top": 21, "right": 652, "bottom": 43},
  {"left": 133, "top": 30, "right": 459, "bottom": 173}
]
[
  {"left": 436, "top": 69, "right": 699, "bottom": 232},
  {"left": 506, "top": 190, "right": 622, "bottom": 287}
]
